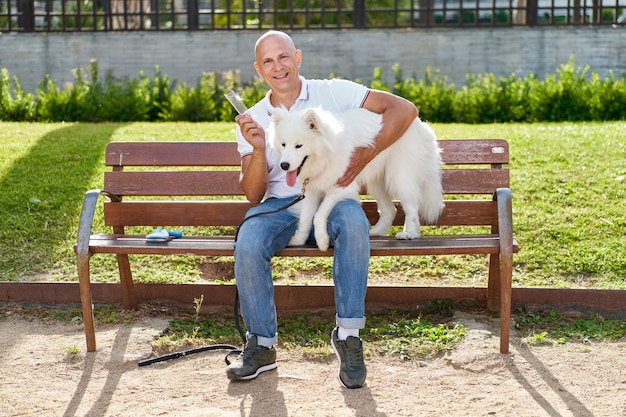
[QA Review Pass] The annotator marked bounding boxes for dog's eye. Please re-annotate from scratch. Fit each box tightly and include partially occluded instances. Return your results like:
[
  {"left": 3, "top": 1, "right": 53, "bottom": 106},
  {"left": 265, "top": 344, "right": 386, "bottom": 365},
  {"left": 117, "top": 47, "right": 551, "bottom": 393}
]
[
  {"left": 280, "top": 143, "right": 286, "bottom": 148},
  {"left": 295, "top": 144, "right": 303, "bottom": 149}
]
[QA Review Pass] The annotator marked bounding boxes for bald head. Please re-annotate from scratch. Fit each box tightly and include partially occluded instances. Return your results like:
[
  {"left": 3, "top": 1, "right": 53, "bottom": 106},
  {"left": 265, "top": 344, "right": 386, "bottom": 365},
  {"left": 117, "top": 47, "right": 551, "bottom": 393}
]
[{"left": 254, "top": 30, "right": 297, "bottom": 60}]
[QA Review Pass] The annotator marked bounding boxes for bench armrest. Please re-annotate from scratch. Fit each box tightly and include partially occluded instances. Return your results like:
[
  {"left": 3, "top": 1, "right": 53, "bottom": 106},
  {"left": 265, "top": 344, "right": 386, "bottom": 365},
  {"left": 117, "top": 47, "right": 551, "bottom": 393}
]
[
  {"left": 76, "top": 189, "right": 103, "bottom": 258},
  {"left": 494, "top": 187, "right": 514, "bottom": 258}
]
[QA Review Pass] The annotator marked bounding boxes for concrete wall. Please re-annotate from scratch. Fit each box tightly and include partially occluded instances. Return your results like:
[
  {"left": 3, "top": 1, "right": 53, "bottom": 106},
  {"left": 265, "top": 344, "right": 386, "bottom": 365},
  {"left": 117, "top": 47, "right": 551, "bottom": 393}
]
[{"left": 1, "top": 28, "right": 624, "bottom": 93}]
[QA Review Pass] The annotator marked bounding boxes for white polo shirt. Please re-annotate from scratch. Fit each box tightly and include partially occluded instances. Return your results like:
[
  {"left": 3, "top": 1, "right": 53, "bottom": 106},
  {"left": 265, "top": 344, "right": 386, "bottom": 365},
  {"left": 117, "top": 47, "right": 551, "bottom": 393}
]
[{"left": 236, "top": 76, "right": 370, "bottom": 200}]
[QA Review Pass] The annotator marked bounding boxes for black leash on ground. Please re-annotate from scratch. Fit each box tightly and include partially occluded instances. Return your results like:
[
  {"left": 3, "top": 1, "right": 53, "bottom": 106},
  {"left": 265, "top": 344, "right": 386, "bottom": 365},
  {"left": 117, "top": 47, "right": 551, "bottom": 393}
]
[{"left": 138, "top": 186, "right": 307, "bottom": 367}]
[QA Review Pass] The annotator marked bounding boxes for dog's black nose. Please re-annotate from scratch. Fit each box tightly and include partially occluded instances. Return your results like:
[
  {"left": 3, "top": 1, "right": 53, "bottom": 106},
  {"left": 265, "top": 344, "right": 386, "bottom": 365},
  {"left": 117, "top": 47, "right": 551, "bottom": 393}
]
[{"left": 280, "top": 162, "right": 290, "bottom": 171}]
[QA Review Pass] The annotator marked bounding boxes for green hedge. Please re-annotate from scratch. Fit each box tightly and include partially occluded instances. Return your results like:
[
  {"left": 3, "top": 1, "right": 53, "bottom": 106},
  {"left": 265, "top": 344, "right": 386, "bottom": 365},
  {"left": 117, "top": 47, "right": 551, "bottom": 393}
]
[{"left": 1, "top": 57, "right": 624, "bottom": 123}]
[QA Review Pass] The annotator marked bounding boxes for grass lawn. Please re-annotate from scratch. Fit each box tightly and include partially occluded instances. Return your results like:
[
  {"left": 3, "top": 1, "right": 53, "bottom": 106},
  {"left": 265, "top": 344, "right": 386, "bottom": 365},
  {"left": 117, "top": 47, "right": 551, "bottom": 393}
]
[{"left": 0, "top": 121, "right": 624, "bottom": 289}]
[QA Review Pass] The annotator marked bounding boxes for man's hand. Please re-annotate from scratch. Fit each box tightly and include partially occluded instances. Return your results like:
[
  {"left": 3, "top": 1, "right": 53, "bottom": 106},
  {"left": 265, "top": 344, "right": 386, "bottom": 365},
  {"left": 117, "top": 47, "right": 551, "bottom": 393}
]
[
  {"left": 336, "top": 146, "right": 376, "bottom": 188},
  {"left": 236, "top": 114, "right": 266, "bottom": 150},
  {"left": 236, "top": 113, "right": 269, "bottom": 204},
  {"left": 336, "top": 90, "right": 419, "bottom": 188}
]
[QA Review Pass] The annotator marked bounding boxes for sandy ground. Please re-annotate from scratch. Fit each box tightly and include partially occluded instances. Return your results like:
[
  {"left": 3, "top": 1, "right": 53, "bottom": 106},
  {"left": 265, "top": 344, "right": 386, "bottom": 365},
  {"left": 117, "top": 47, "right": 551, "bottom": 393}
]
[{"left": 1, "top": 310, "right": 625, "bottom": 417}]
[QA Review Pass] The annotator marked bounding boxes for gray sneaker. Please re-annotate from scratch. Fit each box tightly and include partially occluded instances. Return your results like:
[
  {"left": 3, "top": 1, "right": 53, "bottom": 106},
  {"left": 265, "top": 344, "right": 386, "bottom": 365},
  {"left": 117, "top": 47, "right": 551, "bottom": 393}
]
[
  {"left": 331, "top": 327, "right": 367, "bottom": 389},
  {"left": 226, "top": 335, "right": 277, "bottom": 380}
]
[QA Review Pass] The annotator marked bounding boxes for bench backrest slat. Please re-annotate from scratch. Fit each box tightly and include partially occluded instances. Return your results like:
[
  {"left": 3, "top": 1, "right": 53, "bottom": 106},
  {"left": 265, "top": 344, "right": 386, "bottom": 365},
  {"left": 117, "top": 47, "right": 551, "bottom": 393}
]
[
  {"left": 101, "top": 140, "right": 509, "bottom": 229},
  {"left": 439, "top": 139, "right": 509, "bottom": 165},
  {"left": 104, "top": 200, "right": 497, "bottom": 227},
  {"left": 104, "top": 171, "right": 245, "bottom": 196},
  {"left": 105, "top": 141, "right": 241, "bottom": 167},
  {"left": 104, "top": 140, "right": 509, "bottom": 167},
  {"left": 103, "top": 169, "right": 507, "bottom": 196},
  {"left": 442, "top": 170, "right": 509, "bottom": 194}
]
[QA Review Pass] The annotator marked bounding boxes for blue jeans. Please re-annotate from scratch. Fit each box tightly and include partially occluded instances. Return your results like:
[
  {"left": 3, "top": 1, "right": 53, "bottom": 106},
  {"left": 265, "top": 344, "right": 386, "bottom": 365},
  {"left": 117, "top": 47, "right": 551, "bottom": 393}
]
[{"left": 234, "top": 196, "right": 370, "bottom": 347}]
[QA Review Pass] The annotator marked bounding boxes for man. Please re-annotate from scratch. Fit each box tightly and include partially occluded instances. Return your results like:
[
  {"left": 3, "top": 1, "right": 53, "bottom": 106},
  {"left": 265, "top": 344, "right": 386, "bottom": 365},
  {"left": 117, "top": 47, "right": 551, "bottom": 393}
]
[{"left": 228, "top": 30, "right": 419, "bottom": 389}]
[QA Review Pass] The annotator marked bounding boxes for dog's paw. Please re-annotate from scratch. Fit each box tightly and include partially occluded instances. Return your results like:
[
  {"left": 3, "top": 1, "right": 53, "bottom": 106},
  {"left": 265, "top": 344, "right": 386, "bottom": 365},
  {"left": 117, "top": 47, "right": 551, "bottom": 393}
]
[
  {"left": 370, "top": 221, "right": 392, "bottom": 237},
  {"left": 396, "top": 230, "right": 420, "bottom": 240},
  {"left": 369, "top": 227, "right": 388, "bottom": 237},
  {"left": 289, "top": 233, "right": 307, "bottom": 246},
  {"left": 314, "top": 231, "right": 330, "bottom": 251}
]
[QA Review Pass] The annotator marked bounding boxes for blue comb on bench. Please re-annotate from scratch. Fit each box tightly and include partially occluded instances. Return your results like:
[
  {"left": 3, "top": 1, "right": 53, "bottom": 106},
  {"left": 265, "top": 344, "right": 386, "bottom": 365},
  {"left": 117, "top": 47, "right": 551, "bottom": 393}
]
[{"left": 146, "top": 229, "right": 183, "bottom": 241}]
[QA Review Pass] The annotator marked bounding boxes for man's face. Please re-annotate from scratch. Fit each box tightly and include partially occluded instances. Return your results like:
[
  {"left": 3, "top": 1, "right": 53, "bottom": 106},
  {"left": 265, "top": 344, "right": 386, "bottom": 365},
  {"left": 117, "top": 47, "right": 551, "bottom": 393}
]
[{"left": 254, "top": 35, "right": 302, "bottom": 95}]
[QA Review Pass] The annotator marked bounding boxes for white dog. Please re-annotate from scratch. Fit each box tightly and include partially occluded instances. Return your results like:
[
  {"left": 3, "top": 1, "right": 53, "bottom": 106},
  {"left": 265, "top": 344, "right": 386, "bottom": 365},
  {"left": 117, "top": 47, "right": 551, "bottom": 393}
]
[{"left": 268, "top": 106, "right": 443, "bottom": 251}]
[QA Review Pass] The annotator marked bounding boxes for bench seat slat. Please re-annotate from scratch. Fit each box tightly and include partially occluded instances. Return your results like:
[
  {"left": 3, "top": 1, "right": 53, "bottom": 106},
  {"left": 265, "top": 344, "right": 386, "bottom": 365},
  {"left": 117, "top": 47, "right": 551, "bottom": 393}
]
[
  {"left": 87, "top": 234, "right": 518, "bottom": 257},
  {"left": 103, "top": 200, "right": 499, "bottom": 227}
]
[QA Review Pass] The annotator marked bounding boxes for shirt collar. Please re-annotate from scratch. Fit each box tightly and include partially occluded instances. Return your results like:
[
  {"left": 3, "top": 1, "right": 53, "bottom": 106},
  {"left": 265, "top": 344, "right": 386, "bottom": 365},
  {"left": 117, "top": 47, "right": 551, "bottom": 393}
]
[
  {"left": 265, "top": 76, "right": 308, "bottom": 116},
  {"left": 296, "top": 76, "right": 309, "bottom": 102}
]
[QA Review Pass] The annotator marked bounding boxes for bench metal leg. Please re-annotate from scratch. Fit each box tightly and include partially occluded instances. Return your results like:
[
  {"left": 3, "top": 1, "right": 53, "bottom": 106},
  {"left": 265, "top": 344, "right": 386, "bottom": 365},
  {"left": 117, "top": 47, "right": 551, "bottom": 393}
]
[
  {"left": 487, "top": 253, "right": 511, "bottom": 354},
  {"left": 77, "top": 254, "right": 97, "bottom": 352},
  {"left": 499, "top": 252, "right": 513, "bottom": 354},
  {"left": 495, "top": 187, "right": 514, "bottom": 354},
  {"left": 76, "top": 189, "right": 101, "bottom": 352}
]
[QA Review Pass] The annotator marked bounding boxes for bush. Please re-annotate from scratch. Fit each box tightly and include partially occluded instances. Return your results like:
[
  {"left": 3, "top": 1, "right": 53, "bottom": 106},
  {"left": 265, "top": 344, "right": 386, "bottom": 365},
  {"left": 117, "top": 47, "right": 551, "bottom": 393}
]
[
  {"left": 527, "top": 58, "right": 593, "bottom": 122},
  {"left": 453, "top": 73, "right": 531, "bottom": 123},
  {"left": 586, "top": 71, "right": 626, "bottom": 121},
  {"left": 388, "top": 64, "right": 457, "bottom": 123},
  {"left": 1, "top": 57, "right": 624, "bottom": 123},
  {"left": 0, "top": 69, "right": 37, "bottom": 121},
  {"left": 36, "top": 60, "right": 163, "bottom": 122}
]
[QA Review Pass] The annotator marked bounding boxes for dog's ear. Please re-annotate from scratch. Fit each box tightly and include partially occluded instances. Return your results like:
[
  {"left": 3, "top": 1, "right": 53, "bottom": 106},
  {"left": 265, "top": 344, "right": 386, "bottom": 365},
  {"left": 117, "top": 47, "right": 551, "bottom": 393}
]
[{"left": 303, "top": 107, "right": 323, "bottom": 132}]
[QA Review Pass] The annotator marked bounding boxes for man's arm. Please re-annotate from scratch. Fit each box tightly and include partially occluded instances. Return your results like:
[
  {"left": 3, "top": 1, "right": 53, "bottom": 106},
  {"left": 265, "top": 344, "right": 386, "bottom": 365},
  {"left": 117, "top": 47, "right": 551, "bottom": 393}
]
[
  {"left": 336, "top": 90, "right": 419, "bottom": 188},
  {"left": 237, "top": 114, "right": 269, "bottom": 205}
]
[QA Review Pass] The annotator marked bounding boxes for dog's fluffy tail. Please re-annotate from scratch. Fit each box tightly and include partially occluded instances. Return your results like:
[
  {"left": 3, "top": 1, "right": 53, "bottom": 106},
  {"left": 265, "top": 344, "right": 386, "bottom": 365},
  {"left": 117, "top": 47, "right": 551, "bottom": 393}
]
[
  {"left": 417, "top": 123, "right": 444, "bottom": 225},
  {"left": 420, "top": 178, "right": 445, "bottom": 225}
]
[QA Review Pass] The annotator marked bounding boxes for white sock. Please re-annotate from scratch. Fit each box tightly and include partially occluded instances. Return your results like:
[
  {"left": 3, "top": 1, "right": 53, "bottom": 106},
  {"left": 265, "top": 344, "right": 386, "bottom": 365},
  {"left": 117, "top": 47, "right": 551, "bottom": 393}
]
[{"left": 337, "top": 327, "right": 359, "bottom": 340}]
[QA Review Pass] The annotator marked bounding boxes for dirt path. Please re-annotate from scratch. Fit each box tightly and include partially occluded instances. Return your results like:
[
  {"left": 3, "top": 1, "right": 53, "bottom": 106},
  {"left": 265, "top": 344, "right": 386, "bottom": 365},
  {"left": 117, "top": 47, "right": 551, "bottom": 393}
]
[{"left": 1, "top": 311, "right": 625, "bottom": 417}]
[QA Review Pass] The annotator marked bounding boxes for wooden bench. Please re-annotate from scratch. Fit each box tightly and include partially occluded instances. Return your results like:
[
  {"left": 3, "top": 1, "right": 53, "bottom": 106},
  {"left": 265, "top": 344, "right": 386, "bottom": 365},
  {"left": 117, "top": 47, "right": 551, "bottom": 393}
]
[{"left": 75, "top": 140, "right": 518, "bottom": 354}]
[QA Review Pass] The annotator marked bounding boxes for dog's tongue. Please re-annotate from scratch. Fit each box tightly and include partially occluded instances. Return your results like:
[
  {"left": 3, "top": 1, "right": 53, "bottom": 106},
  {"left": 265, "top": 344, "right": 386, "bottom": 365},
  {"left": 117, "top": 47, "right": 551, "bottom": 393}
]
[{"left": 286, "top": 170, "right": 298, "bottom": 187}]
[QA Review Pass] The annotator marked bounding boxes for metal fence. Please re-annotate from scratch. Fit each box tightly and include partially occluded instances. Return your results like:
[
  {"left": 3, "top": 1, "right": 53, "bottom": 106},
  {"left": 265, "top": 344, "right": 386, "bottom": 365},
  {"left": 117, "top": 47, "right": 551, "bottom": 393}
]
[{"left": 2, "top": 0, "right": 625, "bottom": 32}]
